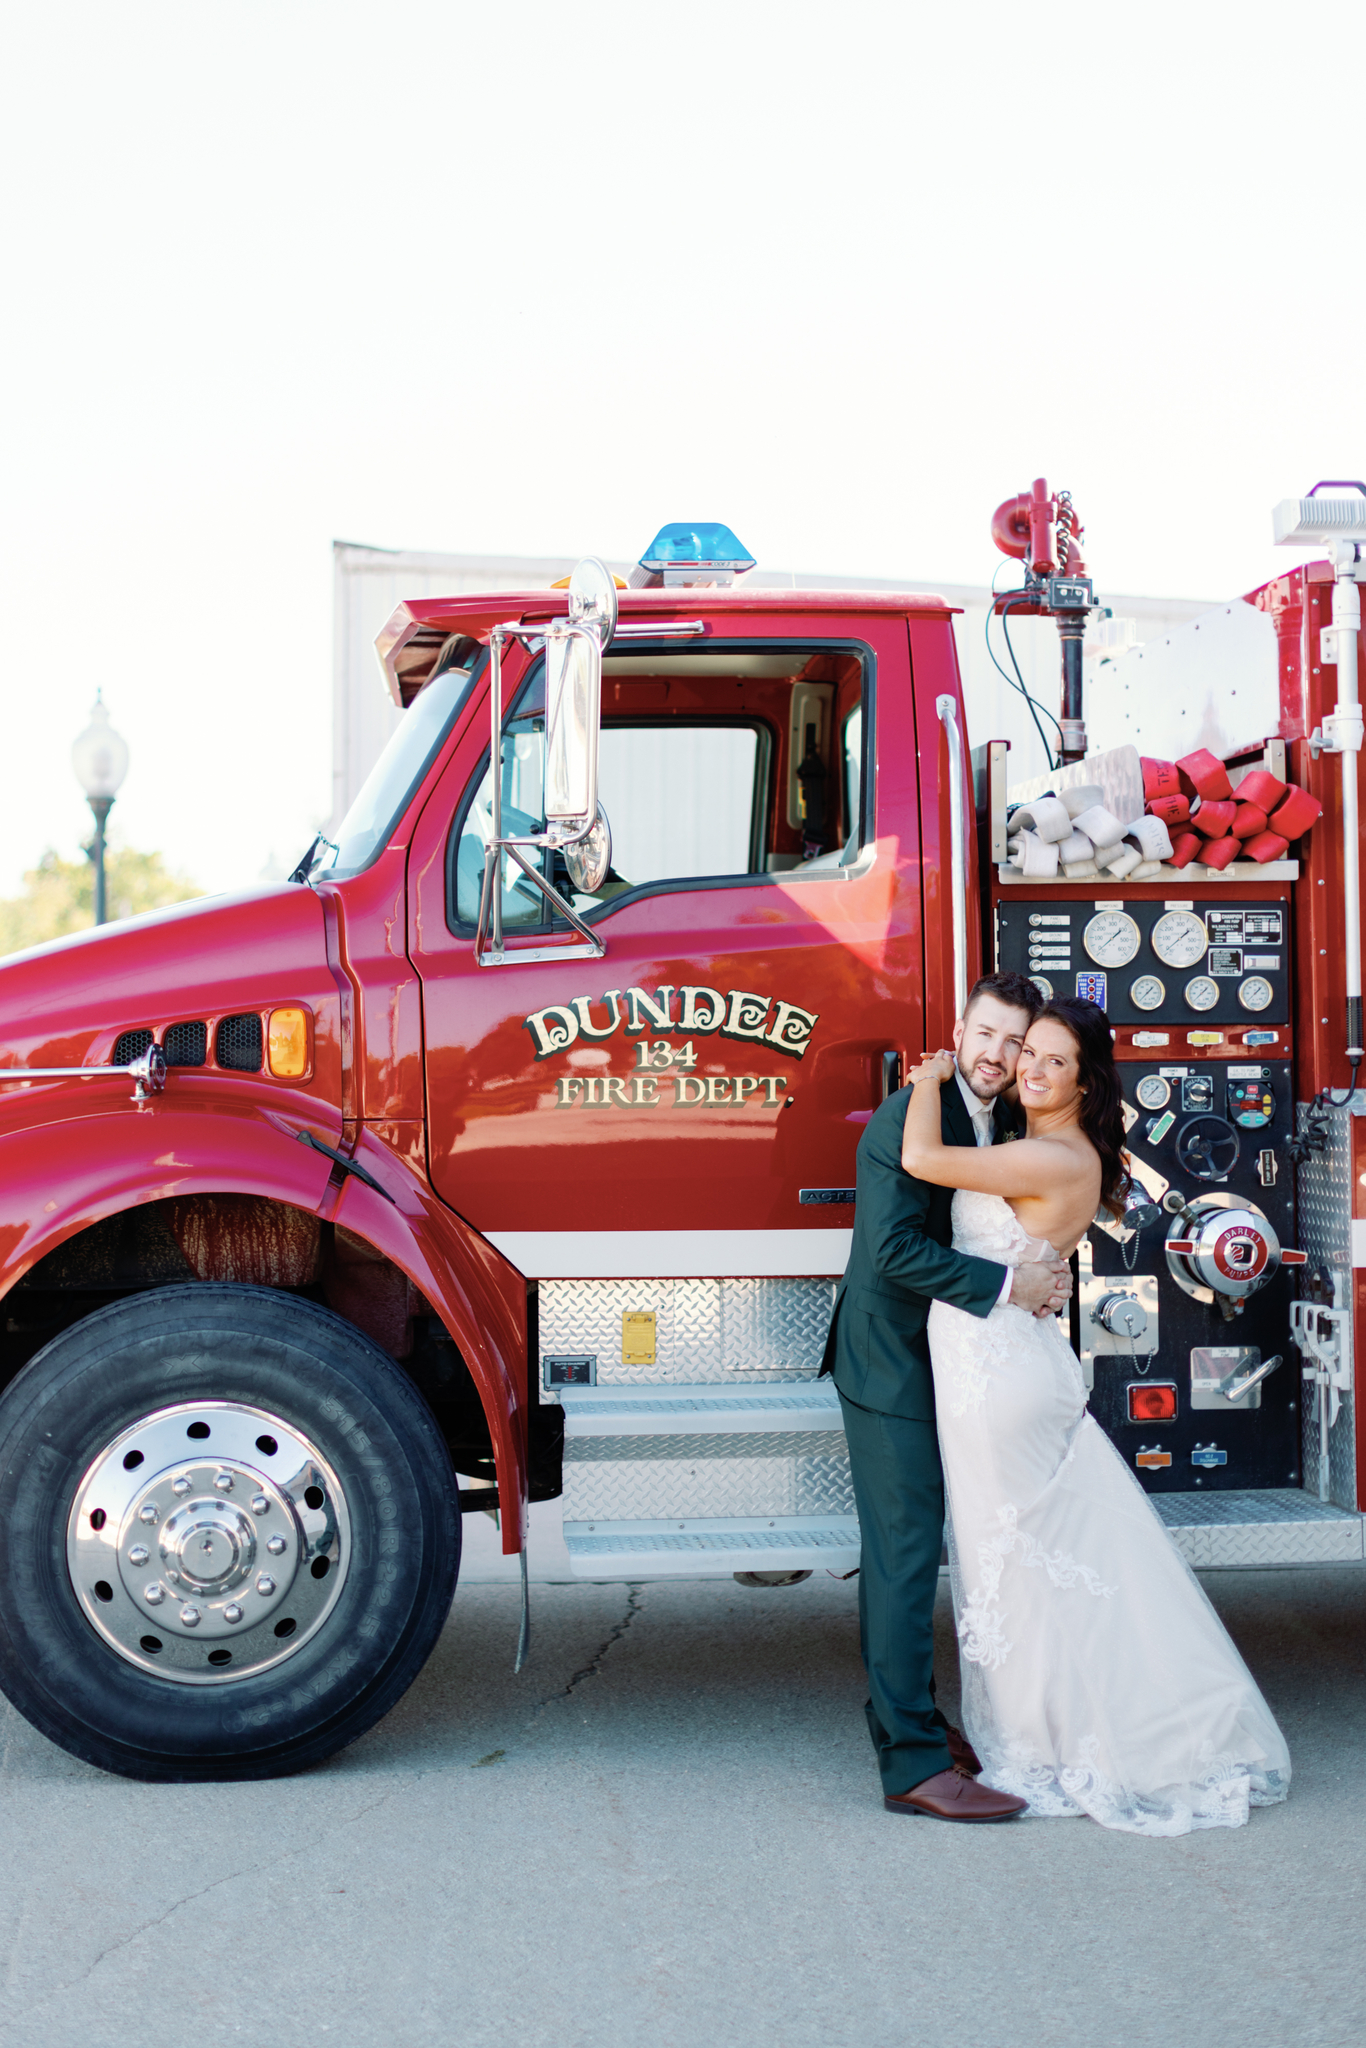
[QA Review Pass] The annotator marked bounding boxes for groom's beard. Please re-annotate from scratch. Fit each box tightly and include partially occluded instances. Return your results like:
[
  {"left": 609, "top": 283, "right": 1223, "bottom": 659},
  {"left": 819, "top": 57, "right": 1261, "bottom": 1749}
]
[{"left": 956, "top": 1053, "right": 1014, "bottom": 1103}]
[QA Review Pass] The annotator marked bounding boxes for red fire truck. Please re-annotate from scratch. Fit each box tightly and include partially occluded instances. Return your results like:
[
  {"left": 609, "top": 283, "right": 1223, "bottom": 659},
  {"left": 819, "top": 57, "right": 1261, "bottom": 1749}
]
[{"left": 0, "top": 496, "right": 1361, "bottom": 1782}]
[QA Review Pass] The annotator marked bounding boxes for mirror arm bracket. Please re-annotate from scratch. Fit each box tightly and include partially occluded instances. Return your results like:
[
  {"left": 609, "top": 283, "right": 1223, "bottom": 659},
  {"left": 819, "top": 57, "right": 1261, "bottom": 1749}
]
[{"left": 474, "top": 841, "right": 606, "bottom": 968}]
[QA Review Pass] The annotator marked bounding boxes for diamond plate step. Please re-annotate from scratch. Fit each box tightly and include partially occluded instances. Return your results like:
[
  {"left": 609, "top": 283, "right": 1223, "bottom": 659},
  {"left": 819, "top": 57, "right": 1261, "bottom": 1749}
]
[
  {"left": 1153, "top": 1488, "right": 1364, "bottom": 1567},
  {"left": 562, "top": 1515, "right": 861, "bottom": 1579},
  {"left": 558, "top": 1380, "right": 844, "bottom": 1439}
]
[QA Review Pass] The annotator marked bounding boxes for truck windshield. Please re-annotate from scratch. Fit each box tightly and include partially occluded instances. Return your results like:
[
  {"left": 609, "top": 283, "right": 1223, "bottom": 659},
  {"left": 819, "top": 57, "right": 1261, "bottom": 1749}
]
[{"left": 302, "top": 657, "right": 482, "bottom": 882}]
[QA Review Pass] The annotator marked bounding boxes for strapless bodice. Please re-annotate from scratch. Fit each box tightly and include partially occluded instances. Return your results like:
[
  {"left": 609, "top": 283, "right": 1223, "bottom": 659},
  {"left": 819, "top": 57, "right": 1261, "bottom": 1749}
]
[{"left": 949, "top": 1189, "right": 1057, "bottom": 1269}]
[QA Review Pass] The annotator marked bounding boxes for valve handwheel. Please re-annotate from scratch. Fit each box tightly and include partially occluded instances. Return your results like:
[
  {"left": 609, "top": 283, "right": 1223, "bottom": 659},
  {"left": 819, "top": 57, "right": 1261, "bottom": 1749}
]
[{"left": 1174, "top": 1114, "right": 1241, "bottom": 1182}]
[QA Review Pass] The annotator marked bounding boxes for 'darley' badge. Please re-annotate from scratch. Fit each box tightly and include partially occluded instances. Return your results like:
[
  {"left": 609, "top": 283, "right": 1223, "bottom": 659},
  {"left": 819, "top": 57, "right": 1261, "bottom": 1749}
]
[{"left": 522, "top": 983, "right": 818, "bottom": 1111}]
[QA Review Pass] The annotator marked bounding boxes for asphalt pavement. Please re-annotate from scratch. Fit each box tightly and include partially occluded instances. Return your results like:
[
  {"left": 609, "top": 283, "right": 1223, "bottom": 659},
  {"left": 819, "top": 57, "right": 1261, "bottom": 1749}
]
[{"left": 0, "top": 1562, "right": 1361, "bottom": 2048}]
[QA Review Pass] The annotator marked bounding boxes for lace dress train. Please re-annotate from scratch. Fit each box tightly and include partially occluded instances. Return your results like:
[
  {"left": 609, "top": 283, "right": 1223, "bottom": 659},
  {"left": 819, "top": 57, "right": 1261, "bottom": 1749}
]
[{"left": 927, "top": 1190, "right": 1290, "bottom": 1835}]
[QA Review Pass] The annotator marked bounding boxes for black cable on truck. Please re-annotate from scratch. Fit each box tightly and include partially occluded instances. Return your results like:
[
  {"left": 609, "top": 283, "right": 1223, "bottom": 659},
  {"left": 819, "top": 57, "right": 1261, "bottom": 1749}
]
[{"left": 983, "top": 566, "right": 1063, "bottom": 772}]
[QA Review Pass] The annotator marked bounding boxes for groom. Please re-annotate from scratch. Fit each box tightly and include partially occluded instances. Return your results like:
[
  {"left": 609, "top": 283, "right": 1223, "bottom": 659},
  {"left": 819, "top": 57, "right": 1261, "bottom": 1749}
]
[{"left": 822, "top": 971, "right": 1071, "bottom": 1822}]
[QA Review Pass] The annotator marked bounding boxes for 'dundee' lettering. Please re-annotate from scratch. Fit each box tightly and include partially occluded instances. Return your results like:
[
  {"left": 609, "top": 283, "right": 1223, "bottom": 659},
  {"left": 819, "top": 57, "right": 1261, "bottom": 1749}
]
[{"left": 524, "top": 985, "right": 818, "bottom": 1061}]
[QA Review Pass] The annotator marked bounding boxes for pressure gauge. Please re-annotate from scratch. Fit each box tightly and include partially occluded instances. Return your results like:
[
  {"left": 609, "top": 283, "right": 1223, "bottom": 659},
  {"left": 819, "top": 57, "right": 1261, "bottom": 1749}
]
[
  {"left": 1135, "top": 1075, "right": 1171, "bottom": 1112},
  {"left": 1083, "top": 910, "right": 1141, "bottom": 968},
  {"left": 1030, "top": 975, "right": 1054, "bottom": 1001},
  {"left": 1185, "top": 974, "right": 1220, "bottom": 1012},
  {"left": 1130, "top": 974, "right": 1166, "bottom": 1012},
  {"left": 1151, "top": 910, "right": 1208, "bottom": 969},
  {"left": 1238, "top": 975, "right": 1274, "bottom": 1012}
]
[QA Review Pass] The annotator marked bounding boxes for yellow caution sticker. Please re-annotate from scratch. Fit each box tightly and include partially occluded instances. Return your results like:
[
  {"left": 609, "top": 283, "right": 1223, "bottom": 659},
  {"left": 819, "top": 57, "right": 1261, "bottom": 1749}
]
[{"left": 622, "top": 1311, "right": 657, "bottom": 1365}]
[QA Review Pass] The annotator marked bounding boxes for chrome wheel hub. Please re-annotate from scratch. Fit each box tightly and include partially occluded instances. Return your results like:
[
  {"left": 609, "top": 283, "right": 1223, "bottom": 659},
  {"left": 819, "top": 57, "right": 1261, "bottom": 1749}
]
[
  {"left": 119, "top": 1460, "right": 299, "bottom": 1636},
  {"left": 68, "top": 1401, "right": 351, "bottom": 1685}
]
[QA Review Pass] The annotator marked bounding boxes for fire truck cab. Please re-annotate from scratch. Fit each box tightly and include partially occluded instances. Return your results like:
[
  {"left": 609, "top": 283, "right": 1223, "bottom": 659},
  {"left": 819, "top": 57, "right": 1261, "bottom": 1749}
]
[{"left": 0, "top": 505, "right": 1360, "bottom": 1780}]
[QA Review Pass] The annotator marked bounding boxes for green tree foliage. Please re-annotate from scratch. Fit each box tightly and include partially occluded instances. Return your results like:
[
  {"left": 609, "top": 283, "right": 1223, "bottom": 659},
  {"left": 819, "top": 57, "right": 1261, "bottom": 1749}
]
[{"left": 0, "top": 847, "right": 203, "bottom": 958}]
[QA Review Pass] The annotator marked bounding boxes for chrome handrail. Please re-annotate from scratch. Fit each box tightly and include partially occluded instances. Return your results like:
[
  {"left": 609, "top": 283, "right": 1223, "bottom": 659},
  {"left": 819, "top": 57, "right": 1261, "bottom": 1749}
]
[{"left": 936, "top": 694, "right": 969, "bottom": 1020}]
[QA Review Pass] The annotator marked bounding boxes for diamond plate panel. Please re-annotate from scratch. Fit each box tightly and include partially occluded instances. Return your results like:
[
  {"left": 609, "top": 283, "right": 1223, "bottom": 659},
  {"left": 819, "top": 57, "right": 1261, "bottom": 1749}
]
[
  {"left": 1295, "top": 1100, "right": 1357, "bottom": 1509},
  {"left": 563, "top": 1433, "right": 854, "bottom": 1520},
  {"left": 567, "top": 1523, "right": 859, "bottom": 1558},
  {"left": 1153, "top": 1486, "right": 1355, "bottom": 1526},
  {"left": 1153, "top": 1486, "right": 1363, "bottom": 1566},
  {"left": 720, "top": 1279, "right": 839, "bottom": 1375},
  {"left": 538, "top": 1276, "right": 836, "bottom": 1398}
]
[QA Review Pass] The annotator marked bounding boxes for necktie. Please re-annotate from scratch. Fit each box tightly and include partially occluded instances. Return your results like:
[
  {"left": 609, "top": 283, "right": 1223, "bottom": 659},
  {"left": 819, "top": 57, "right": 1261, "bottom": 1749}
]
[{"left": 973, "top": 1107, "right": 993, "bottom": 1148}]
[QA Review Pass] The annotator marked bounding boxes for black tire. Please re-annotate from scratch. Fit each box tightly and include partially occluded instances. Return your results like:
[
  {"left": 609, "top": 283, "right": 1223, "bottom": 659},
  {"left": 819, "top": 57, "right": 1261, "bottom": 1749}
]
[{"left": 0, "top": 1284, "right": 461, "bottom": 1781}]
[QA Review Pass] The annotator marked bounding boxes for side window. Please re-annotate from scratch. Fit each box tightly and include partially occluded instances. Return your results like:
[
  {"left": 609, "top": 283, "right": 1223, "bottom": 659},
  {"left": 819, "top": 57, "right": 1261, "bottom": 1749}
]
[
  {"left": 448, "top": 644, "right": 865, "bottom": 926},
  {"left": 591, "top": 723, "right": 766, "bottom": 896},
  {"left": 451, "top": 671, "right": 549, "bottom": 929}
]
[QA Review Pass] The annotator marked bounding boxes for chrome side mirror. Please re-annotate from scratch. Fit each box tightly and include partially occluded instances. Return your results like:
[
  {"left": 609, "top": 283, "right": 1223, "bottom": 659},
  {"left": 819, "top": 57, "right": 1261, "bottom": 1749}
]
[
  {"left": 475, "top": 558, "right": 617, "bottom": 967},
  {"left": 545, "top": 557, "right": 617, "bottom": 836},
  {"left": 564, "top": 804, "right": 613, "bottom": 895}
]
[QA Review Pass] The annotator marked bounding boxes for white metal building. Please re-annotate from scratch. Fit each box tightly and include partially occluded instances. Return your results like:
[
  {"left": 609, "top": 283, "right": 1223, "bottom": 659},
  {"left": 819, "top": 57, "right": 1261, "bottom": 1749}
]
[{"left": 332, "top": 540, "right": 1216, "bottom": 831}]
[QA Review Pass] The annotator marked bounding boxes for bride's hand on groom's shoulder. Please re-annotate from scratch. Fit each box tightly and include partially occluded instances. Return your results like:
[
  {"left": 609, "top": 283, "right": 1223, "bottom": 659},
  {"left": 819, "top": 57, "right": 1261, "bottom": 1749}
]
[{"left": 908, "top": 1050, "right": 956, "bottom": 1085}]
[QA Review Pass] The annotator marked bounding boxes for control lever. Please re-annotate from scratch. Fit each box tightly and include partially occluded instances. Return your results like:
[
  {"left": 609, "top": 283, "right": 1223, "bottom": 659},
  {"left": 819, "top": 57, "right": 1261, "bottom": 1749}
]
[{"left": 1222, "top": 1354, "right": 1282, "bottom": 1402}]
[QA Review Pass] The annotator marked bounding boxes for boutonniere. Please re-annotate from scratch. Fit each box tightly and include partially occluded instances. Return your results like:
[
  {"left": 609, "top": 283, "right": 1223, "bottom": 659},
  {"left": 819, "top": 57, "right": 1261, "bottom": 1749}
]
[{"left": 1001, "top": 1128, "right": 1020, "bottom": 1142}]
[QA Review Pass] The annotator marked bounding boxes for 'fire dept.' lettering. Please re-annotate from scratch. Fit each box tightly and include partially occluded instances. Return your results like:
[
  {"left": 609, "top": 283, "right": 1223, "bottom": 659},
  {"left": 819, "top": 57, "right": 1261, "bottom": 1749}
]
[
  {"left": 524, "top": 986, "right": 818, "bottom": 1061},
  {"left": 554, "top": 1074, "right": 788, "bottom": 1108}
]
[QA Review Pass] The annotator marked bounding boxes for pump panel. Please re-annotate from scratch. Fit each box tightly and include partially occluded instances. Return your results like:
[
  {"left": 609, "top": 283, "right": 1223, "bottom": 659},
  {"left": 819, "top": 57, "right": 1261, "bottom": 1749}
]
[
  {"left": 1081, "top": 1057, "right": 1298, "bottom": 1493},
  {"left": 995, "top": 897, "right": 1290, "bottom": 1028}
]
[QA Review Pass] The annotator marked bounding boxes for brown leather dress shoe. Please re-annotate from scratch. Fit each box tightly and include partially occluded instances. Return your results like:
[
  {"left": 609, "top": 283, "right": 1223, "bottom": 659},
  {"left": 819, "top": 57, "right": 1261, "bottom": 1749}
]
[
  {"left": 944, "top": 1724, "right": 983, "bottom": 1776},
  {"left": 885, "top": 1767, "right": 1028, "bottom": 1823}
]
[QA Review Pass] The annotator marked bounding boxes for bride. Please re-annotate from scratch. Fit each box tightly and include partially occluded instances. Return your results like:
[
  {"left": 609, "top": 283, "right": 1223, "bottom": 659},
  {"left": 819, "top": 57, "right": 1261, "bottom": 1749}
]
[{"left": 901, "top": 994, "right": 1290, "bottom": 1835}]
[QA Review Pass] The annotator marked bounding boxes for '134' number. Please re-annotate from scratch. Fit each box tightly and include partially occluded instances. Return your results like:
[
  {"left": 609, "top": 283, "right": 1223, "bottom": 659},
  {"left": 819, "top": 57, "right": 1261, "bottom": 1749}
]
[{"left": 634, "top": 1039, "right": 698, "bottom": 1071}]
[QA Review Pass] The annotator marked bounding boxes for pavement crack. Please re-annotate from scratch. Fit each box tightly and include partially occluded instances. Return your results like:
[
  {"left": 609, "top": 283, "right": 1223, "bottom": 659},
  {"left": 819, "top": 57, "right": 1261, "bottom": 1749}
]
[
  {"left": 534, "top": 1584, "right": 645, "bottom": 1713},
  {"left": 0, "top": 1785, "right": 401, "bottom": 2039}
]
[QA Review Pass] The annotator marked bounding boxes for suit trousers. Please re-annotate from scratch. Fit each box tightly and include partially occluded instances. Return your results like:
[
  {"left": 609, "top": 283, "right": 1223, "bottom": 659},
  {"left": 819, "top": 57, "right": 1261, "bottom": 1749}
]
[{"left": 838, "top": 1390, "right": 954, "bottom": 1794}]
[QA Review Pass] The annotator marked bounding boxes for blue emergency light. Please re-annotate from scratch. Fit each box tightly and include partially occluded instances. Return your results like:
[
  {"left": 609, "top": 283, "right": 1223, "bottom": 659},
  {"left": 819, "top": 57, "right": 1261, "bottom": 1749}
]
[{"left": 634, "top": 521, "right": 756, "bottom": 588}]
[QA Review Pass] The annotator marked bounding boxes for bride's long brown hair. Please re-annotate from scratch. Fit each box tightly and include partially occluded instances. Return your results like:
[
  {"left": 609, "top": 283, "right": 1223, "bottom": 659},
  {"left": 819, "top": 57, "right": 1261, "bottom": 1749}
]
[{"left": 1031, "top": 997, "right": 1127, "bottom": 1218}]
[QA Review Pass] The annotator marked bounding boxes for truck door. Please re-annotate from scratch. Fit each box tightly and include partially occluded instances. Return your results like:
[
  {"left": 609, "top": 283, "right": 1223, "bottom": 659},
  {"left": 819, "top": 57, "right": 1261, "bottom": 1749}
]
[{"left": 406, "top": 612, "right": 923, "bottom": 1276}]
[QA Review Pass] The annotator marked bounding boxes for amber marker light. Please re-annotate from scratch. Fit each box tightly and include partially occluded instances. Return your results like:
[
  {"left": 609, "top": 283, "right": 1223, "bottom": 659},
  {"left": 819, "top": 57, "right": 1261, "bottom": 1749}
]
[{"left": 267, "top": 1007, "right": 309, "bottom": 1078}]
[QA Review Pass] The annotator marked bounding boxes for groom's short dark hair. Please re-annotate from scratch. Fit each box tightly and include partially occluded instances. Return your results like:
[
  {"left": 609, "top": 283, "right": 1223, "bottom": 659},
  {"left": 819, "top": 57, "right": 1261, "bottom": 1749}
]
[{"left": 962, "top": 971, "right": 1041, "bottom": 1023}]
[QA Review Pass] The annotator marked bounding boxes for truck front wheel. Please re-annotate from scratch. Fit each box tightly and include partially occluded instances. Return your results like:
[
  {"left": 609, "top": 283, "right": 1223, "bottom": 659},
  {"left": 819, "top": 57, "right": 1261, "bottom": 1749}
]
[{"left": 0, "top": 1284, "right": 461, "bottom": 1780}]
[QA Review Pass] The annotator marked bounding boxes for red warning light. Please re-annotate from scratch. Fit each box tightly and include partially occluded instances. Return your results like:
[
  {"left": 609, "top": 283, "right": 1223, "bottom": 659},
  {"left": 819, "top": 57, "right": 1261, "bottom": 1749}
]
[{"left": 1128, "top": 1382, "right": 1178, "bottom": 1422}]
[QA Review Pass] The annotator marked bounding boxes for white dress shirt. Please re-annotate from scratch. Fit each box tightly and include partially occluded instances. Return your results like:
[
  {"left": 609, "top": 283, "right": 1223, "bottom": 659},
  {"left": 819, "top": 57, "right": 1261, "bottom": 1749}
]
[{"left": 955, "top": 1066, "right": 1015, "bottom": 1306}]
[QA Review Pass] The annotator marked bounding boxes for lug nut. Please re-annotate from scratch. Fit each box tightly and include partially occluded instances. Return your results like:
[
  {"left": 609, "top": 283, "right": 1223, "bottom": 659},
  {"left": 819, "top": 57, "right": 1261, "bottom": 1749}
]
[
  {"left": 128, "top": 1544, "right": 150, "bottom": 1567},
  {"left": 172, "top": 1475, "right": 192, "bottom": 1495},
  {"left": 214, "top": 1472, "right": 234, "bottom": 1493},
  {"left": 138, "top": 1503, "right": 158, "bottom": 1526},
  {"left": 251, "top": 1496, "right": 269, "bottom": 1517},
  {"left": 144, "top": 1582, "right": 165, "bottom": 1606},
  {"left": 223, "top": 1604, "right": 244, "bottom": 1624},
  {"left": 180, "top": 1606, "right": 201, "bottom": 1627},
  {"left": 266, "top": 1534, "right": 286, "bottom": 1556},
  {"left": 255, "top": 1574, "right": 276, "bottom": 1597}
]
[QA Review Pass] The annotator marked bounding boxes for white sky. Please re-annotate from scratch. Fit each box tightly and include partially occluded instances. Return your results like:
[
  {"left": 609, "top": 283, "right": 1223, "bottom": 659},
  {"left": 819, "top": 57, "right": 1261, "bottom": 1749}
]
[{"left": 2, "top": 0, "right": 1362, "bottom": 898}]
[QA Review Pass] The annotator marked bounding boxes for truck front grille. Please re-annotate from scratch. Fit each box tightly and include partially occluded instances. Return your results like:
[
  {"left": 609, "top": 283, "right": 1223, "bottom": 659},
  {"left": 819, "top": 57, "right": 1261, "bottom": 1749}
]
[
  {"left": 216, "top": 1014, "right": 263, "bottom": 1072},
  {"left": 164, "top": 1021, "right": 207, "bottom": 1067}
]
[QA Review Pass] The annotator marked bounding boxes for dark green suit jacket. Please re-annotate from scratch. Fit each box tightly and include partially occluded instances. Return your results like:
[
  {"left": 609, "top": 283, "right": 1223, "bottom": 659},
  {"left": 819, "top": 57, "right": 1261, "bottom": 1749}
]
[{"left": 821, "top": 1079, "right": 1019, "bottom": 1420}]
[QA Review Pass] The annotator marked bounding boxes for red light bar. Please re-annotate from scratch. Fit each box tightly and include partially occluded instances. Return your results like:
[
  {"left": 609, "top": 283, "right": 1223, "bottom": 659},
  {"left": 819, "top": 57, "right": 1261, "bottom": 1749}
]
[
  {"left": 1167, "top": 1241, "right": 1197, "bottom": 1254},
  {"left": 1281, "top": 1250, "right": 1308, "bottom": 1265},
  {"left": 1128, "top": 1382, "right": 1178, "bottom": 1422}
]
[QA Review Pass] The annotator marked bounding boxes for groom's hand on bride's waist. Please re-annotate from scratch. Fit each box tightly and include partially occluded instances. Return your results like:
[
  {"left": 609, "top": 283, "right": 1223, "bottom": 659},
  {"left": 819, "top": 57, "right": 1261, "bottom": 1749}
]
[{"left": 1012, "top": 1258, "right": 1073, "bottom": 1318}]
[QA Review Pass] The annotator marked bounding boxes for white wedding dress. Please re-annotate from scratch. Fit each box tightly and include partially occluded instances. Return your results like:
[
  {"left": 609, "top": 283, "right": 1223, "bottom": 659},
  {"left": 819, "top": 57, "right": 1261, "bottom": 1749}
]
[{"left": 927, "top": 1189, "right": 1291, "bottom": 1835}]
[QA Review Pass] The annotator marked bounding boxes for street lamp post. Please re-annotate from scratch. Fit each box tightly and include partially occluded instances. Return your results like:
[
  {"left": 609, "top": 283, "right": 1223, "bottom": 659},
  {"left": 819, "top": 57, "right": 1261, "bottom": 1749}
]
[{"left": 71, "top": 694, "right": 130, "bottom": 927}]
